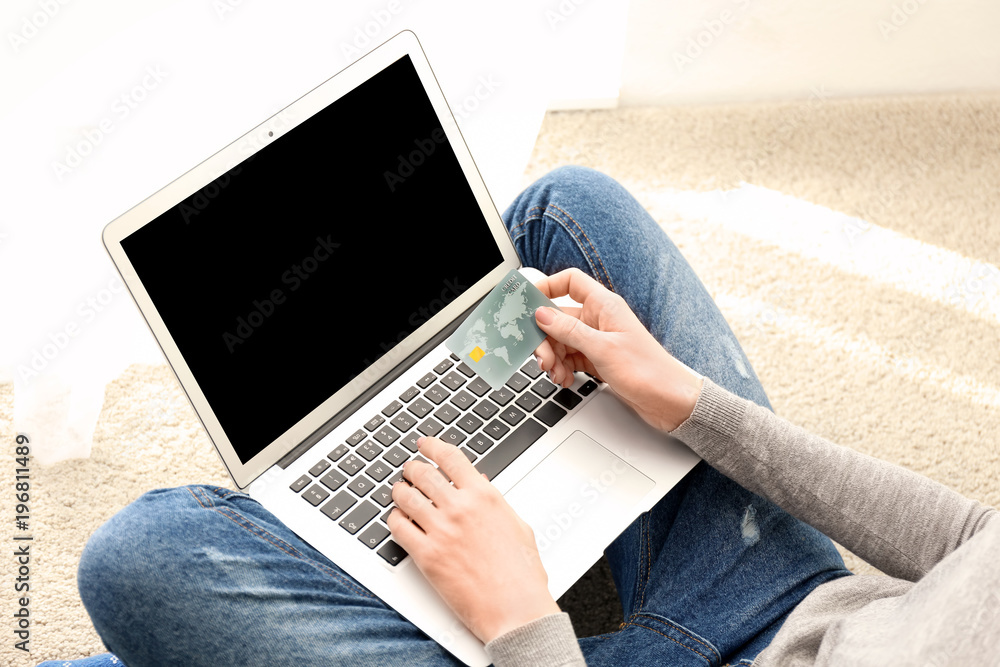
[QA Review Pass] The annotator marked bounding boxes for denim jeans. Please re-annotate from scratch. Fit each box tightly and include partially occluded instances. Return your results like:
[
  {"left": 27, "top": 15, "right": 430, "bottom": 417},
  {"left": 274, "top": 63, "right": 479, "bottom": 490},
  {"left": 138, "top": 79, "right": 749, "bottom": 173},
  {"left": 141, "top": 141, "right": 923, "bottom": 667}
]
[{"left": 58, "top": 166, "right": 850, "bottom": 667}]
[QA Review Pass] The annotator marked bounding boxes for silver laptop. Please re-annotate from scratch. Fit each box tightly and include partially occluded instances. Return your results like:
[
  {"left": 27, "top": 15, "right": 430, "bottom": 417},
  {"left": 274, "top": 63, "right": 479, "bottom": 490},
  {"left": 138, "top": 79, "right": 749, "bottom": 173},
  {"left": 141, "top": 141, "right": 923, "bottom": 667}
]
[{"left": 102, "top": 30, "right": 700, "bottom": 666}]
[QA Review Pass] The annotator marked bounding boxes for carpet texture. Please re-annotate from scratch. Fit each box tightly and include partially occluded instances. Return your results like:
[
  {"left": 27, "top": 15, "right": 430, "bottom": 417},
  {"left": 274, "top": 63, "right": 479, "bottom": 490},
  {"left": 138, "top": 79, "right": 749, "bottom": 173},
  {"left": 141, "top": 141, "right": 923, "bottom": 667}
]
[{"left": 3, "top": 92, "right": 998, "bottom": 664}]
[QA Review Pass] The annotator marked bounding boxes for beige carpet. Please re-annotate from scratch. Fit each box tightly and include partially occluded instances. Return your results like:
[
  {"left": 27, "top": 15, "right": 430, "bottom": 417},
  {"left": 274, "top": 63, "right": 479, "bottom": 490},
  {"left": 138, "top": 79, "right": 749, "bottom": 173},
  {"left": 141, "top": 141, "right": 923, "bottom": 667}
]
[{"left": 3, "top": 92, "right": 999, "bottom": 664}]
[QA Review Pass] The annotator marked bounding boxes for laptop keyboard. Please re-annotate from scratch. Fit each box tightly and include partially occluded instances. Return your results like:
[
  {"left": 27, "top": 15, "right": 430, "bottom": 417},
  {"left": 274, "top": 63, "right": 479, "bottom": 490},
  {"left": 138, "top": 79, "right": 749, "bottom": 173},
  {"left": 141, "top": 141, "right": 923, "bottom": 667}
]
[{"left": 288, "top": 354, "right": 597, "bottom": 568}]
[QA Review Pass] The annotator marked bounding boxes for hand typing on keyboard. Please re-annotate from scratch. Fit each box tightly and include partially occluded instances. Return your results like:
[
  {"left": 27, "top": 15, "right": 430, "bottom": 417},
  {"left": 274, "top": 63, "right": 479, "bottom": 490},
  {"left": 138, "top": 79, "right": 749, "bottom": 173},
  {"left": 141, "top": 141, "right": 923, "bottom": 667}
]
[
  {"left": 533, "top": 268, "right": 704, "bottom": 433},
  {"left": 387, "top": 436, "right": 560, "bottom": 645}
]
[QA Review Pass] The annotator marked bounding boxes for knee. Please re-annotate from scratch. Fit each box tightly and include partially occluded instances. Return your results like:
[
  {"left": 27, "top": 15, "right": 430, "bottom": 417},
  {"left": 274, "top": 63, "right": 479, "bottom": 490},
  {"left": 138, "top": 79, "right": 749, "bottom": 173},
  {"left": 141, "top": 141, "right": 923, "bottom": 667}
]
[
  {"left": 508, "top": 166, "right": 624, "bottom": 215},
  {"left": 77, "top": 486, "right": 204, "bottom": 632}
]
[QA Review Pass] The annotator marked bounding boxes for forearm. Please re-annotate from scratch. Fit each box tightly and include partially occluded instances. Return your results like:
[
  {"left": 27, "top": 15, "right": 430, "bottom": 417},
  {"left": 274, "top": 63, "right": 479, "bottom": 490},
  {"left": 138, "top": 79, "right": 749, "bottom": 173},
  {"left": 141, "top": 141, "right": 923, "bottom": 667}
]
[{"left": 670, "top": 379, "right": 998, "bottom": 581}]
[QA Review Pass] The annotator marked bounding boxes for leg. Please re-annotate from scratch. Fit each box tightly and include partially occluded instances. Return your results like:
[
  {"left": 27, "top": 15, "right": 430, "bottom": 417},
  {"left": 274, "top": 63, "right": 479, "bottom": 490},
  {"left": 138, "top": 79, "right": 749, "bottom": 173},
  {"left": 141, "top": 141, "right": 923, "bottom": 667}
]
[
  {"left": 503, "top": 166, "right": 851, "bottom": 665},
  {"left": 77, "top": 485, "right": 461, "bottom": 667}
]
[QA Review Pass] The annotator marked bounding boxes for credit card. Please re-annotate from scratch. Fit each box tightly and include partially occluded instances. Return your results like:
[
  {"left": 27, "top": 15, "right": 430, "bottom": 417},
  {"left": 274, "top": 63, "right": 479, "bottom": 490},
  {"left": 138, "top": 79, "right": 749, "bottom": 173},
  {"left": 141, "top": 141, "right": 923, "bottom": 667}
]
[{"left": 446, "top": 269, "right": 559, "bottom": 391}]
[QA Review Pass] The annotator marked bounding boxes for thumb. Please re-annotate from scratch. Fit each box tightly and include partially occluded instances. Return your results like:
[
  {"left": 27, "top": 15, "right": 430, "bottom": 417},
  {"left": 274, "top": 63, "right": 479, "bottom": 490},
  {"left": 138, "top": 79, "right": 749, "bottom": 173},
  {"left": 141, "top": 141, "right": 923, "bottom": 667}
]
[{"left": 535, "top": 306, "right": 597, "bottom": 352}]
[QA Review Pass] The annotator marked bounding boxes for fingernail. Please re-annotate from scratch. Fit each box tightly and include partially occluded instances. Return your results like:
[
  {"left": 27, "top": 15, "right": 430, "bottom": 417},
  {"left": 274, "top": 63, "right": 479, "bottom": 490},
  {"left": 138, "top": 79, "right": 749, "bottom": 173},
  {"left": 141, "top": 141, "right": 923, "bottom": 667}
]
[{"left": 535, "top": 306, "right": 554, "bottom": 325}]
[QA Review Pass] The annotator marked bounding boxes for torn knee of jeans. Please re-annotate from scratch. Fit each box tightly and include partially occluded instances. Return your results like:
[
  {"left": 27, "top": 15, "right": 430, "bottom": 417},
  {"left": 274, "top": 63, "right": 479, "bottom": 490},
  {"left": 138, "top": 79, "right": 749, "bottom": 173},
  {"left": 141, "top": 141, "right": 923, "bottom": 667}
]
[
  {"left": 723, "top": 336, "right": 751, "bottom": 379},
  {"left": 741, "top": 505, "right": 760, "bottom": 546}
]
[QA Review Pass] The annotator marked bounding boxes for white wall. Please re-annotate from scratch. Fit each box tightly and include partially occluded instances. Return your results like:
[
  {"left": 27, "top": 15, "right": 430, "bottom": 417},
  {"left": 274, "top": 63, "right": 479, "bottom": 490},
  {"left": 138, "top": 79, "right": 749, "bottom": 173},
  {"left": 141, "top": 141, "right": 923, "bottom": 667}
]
[{"left": 621, "top": 0, "right": 1000, "bottom": 105}]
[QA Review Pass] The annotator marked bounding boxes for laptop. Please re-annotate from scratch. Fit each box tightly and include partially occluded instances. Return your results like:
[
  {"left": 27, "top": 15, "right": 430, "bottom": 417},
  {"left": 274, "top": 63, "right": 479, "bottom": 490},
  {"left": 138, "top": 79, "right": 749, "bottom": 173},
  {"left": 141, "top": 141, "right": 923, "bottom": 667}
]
[{"left": 102, "top": 30, "right": 700, "bottom": 666}]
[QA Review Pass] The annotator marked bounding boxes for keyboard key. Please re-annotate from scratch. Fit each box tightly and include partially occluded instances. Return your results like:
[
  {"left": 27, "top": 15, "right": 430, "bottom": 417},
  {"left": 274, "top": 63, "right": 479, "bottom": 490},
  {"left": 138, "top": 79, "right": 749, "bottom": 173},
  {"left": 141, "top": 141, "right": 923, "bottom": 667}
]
[
  {"left": 457, "top": 414, "right": 484, "bottom": 434},
  {"left": 347, "top": 476, "right": 375, "bottom": 497},
  {"left": 377, "top": 540, "right": 408, "bottom": 566},
  {"left": 449, "top": 353, "right": 460, "bottom": 361},
  {"left": 303, "top": 484, "right": 330, "bottom": 506},
  {"left": 399, "top": 386, "right": 420, "bottom": 403},
  {"left": 407, "top": 397, "right": 433, "bottom": 418},
  {"left": 386, "top": 469, "right": 404, "bottom": 486},
  {"left": 505, "top": 372, "right": 530, "bottom": 392},
  {"left": 500, "top": 406, "right": 526, "bottom": 426},
  {"left": 391, "top": 411, "right": 417, "bottom": 432},
  {"left": 489, "top": 387, "right": 515, "bottom": 406},
  {"left": 433, "top": 359, "right": 454, "bottom": 375},
  {"left": 320, "top": 491, "right": 356, "bottom": 521},
  {"left": 418, "top": 418, "right": 444, "bottom": 437},
  {"left": 450, "top": 390, "right": 476, "bottom": 410},
  {"left": 531, "top": 378, "right": 557, "bottom": 399},
  {"left": 346, "top": 429, "right": 367, "bottom": 447},
  {"left": 308, "top": 459, "right": 331, "bottom": 477},
  {"left": 434, "top": 404, "right": 460, "bottom": 424},
  {"left": 467, "top": 434, "right": 493, "bottom": 455},
  {"left": 380, "top": 507, "right": 395, "bottom": 524},
  {"left": 459, "top": 447, "right": 477, "bottom": 462},
  {"left": 358, "top": 523, "right": 391, "bottom": 549},
  {"left": 456, "top": 362, "right": 476, "bottom": 377},
  {"left": 440, "top": 427, "right": 467, "bottom": 446},
  {"left": 578, "top": 380, "right": 599, "bottom": 396},
  {"left": 520, "top": 358, "right": 543, "bottom": 379},
  {"left": 535, "top": 402, "right": 567, "bottom": 427},
  {"left": 340, "top": 501, "right": 380, "bottom": 534},
  {"left": 327, "top": 444, "right": 350, "bottom": 461},
  {"left": 382, "top": 400, "right": 403, "bottom": 417},
  {"left": 424, "top": 384, "right": 450, "bottom": 405},
  {"left": 440, "top": 371, "right": 466, "bottom": 391},
  {"left": 371, "top": 485, "right": 395, "bottom": 507},
  {"left": 484, "top": 419, "right": 510, "bottom": 440},
  {"left": 364, "top": 415, "right": 385, "bottom": 431},
  {"left": 554, "top": 388, "right": 583, "bottom": 410},
  {"left": 416, "top": 372, "right": 436, "bottom": 389},
  {"left": 338, "top": 454, "right": 365, "bottom": 476},
  {"left": 466, "top": 377, "right": 491, "bottom": 397},
  {"left": 358, "top": 441, "right": 383, "bottom": 461},
  {"left": 320, "top": 469, "right": 348, "bottom": 492},
  {"left": 473, "top": 400, "right": 500, "bottom": 420},
  {"left": 475, "top": 419, "right": 546, "bottom": 481},
  {"left": 373, "top": 426, "right": 401, "bottom": 447},
  {"left": 366, "top": 461, "right": 392, "bottom": 482},
  {"left": 515, "top": 392, "right": 542, "bottom": 413},
  {"left": 383, "top": 446, "right": 410, "bottom": 467},
  {"left": 399, "top": 431, "right": 420, "bottom": 452},
  {"left": 289, "top": 474, "right": 311, "bottom": 493}
]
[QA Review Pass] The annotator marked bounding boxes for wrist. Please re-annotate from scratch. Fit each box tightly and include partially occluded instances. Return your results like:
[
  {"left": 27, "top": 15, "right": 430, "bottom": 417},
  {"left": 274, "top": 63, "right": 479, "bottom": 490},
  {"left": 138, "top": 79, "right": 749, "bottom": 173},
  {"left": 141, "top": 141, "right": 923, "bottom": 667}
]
[
  {"left": 659, "top": 357, "right": 703, "bottom": 432},
  {"left": 480, "top": 596, "right": 561, "bottom": 644}
]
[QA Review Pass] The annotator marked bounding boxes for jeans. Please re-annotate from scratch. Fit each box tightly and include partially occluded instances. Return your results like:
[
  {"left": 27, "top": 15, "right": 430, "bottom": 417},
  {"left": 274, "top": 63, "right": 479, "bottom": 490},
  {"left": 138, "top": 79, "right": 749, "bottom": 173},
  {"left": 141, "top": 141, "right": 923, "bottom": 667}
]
[{"left": 62, "top": 166, "right": 850, "bottom": 667}]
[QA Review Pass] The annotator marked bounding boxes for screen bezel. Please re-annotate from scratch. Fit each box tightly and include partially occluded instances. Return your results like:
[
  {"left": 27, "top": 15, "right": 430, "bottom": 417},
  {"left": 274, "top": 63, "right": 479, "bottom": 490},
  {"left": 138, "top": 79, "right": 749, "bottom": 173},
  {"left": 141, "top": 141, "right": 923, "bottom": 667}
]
[{"left": 102, "top": 30, "right": 520, "bottom": 488}]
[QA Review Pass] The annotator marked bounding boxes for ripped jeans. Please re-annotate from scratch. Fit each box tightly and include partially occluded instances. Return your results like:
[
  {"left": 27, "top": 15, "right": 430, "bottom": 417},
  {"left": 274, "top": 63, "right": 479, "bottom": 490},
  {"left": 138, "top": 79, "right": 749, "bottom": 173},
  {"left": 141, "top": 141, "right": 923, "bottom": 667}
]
[{"left": 66, "top": 167, "right": 851, "bottom": 667}]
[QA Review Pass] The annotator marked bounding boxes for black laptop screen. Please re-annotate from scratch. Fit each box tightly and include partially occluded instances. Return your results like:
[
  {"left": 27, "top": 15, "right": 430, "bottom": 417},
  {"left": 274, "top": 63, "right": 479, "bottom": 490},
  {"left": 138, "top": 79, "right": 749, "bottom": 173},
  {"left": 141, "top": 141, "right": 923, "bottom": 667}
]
[{"left": 121, "top": 55, "right": 505, "bottom": 464}]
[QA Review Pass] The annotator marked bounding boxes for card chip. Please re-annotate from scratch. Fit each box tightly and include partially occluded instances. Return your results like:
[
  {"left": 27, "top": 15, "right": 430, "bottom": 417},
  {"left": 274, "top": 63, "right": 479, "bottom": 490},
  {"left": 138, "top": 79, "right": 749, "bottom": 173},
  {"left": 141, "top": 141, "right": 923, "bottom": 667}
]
[{"left": 469, "top": 346, "right": 485, "bottom": 362}]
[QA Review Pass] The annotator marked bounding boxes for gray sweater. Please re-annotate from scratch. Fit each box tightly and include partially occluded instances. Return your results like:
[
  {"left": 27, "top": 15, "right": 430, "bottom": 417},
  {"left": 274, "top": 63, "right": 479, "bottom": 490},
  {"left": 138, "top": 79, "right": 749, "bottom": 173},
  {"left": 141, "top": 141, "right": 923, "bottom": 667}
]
[{"left": 485, "top": 379, "right": 1000, "bottom": 666}]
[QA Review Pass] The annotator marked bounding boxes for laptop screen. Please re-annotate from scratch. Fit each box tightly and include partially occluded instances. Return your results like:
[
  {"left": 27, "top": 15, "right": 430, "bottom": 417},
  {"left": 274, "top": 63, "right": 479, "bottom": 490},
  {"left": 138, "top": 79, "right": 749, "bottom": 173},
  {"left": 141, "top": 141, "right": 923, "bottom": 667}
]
[{"left": 121, "top": 55, "right": 505, "bottom": 464}]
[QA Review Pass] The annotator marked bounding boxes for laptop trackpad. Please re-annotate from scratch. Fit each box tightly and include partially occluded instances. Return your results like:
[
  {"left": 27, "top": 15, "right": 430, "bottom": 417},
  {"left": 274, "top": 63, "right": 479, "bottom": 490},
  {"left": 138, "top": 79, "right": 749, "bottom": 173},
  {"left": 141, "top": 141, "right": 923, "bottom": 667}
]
[{"left": 503, "top": 431, "right": 655, "bottom": 594}]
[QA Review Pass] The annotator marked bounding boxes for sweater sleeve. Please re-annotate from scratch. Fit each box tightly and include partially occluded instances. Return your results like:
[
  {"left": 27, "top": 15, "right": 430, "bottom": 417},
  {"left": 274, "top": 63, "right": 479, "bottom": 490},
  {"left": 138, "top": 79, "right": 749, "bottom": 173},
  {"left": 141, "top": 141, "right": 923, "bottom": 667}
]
[
  {"left": 485, "top": 612, "right": 586, "bottom": 667},
  {"left": 670, "top": 379, "right": 998, "bottom": 581}
]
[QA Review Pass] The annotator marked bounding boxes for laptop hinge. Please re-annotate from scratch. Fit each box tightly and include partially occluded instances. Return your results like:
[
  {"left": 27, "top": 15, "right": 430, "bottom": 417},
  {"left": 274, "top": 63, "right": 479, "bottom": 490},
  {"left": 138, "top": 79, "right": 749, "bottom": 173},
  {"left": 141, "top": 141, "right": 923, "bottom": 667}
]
[{"left": 275, "top": 300, "right": 481, "bottom": 469}]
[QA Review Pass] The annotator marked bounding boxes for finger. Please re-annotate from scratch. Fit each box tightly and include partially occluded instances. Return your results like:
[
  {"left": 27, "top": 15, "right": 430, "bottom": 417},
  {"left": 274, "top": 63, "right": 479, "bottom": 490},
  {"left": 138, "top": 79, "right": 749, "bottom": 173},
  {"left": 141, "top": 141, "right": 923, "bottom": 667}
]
[
  {"left": 402, "top": 456, "right": 452, "bottom": 504},
  {"left": 533, "top": 339, "right": 555, "bottom": 373},
  {"left": 392, "top": 480, "right": 436, "bottom": 528},
  {"left": 386, "top": 506, "right": 425, "bottom": 549},
  {"left": 535, "top": 306, "right": 600, "bottom": 358},
  {"left": 417, "top": 436, "right": 482, "bottom": 489},
  {"left": 535, "top": 268, "right": 609, "bottom": 305}
]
